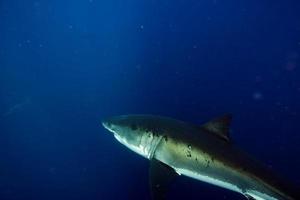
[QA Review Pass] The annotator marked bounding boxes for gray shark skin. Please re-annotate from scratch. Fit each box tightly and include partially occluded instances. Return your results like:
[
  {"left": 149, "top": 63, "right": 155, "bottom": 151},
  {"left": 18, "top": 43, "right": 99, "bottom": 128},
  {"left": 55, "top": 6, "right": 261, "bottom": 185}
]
[{"left": 102, "top": 114, "right": 299, "bottom": 200}]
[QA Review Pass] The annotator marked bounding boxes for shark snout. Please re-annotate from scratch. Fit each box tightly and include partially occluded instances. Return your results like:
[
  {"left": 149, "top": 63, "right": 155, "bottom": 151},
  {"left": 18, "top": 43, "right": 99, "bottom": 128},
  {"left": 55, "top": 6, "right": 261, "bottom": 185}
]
[
  {"left": 102, "top": 115, "right": 129, "bottom": 135},
  {"left": 102, "top": 120, "right": 112, "bottom": 131}
]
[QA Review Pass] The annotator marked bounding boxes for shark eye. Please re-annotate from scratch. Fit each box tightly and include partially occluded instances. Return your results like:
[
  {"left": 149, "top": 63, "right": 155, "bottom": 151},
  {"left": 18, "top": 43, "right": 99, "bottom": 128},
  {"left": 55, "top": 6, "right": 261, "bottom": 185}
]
[{"left": 130, "top": 123, "right": 137, "bottom": 130}]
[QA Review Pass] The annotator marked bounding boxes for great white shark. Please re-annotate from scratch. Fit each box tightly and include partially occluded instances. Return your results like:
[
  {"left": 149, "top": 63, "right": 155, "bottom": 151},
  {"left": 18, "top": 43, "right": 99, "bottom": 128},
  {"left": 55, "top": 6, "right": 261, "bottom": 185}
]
[{"left": 102, "top": 114, "right": 299, "bottom": 200}]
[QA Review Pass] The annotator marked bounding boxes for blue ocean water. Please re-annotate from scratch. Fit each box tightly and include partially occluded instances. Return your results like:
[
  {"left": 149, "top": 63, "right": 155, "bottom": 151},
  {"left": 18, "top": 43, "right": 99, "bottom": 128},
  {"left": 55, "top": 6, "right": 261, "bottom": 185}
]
[{"left": 1, "top": 0, "right": 300, "bottom": 199}]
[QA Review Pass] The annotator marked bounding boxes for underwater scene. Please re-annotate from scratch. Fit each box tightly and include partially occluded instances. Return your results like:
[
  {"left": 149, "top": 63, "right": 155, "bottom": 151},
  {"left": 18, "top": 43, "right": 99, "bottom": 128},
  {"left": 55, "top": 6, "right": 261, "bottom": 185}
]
[{"left": 1, "top": 1, "right": 300, "bottom": 200}]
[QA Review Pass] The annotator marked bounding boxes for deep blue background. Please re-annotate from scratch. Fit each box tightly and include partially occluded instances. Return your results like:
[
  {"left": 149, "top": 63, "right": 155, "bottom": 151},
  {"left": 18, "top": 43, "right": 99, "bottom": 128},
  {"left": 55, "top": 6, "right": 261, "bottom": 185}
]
[{"left": 1, "top": 0, "right": 300, "bottom": 199}]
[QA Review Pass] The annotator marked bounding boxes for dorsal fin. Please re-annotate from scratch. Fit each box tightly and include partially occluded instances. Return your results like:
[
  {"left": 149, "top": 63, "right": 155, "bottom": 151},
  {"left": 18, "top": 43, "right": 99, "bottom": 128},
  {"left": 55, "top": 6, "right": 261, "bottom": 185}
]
[{"left": 200, "top": 114, "right": 232, "bottom": 142}]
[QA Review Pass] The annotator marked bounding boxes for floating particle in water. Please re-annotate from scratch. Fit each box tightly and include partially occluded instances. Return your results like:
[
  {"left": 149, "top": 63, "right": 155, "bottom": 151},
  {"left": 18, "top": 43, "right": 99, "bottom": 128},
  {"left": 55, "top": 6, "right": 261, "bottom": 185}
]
[
  {"left": 82, "top": 167, "right": 87, "bottom": 173},
  {"left": 252, "top": 92, "right": 263, "bottom": 100},
  {"left": 282, "top": 105, "right": 290, "bottom": 112},
  {"left": 33, "top": 1, "right": 40, "bottom": 7},
  {"left": 49, "top": 167, "right": 57, "bottom": 175},
  {"left": 135, "top": 64, "right": 142, "bottom": 70},
  {"left": 285, "top": 62, "right": 296, "bottom": 71},
  {"left": 2, "top": 97, "right": 31, "bottom": 117},
  {"left": 285, "top": 52, "right": 298, "bottom": 71},
  {"left": 254, "top": 75, "right": 262, "bottom": 83}
]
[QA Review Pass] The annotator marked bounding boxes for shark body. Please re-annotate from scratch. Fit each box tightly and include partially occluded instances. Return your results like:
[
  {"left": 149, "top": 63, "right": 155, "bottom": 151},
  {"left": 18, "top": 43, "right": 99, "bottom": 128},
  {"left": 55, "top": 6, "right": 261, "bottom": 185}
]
[{"left": 102, "top": 114, "right": 299, "bottom": 200}]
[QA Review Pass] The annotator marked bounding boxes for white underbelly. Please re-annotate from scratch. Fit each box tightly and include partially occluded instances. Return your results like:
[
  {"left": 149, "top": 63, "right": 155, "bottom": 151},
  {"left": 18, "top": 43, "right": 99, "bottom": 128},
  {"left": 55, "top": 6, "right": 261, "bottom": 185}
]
[
  {"left": 176, "top": 167, "right": 242, "bottom": 194},
  {"left": 176, "top": 168, "right": 279, "bottom": 200}
]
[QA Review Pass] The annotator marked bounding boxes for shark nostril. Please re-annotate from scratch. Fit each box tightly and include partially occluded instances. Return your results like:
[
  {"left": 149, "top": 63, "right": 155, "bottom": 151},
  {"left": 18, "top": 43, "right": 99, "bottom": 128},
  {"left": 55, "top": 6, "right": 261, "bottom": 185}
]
[{"left": 102, "top": 121, "right": 111, "bottom": 129}]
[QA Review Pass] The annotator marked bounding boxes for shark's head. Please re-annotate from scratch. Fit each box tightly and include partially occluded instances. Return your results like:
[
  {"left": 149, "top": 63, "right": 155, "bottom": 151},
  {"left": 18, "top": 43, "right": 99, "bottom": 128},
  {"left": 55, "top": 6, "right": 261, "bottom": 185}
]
[{"left": 102, "top": 115, "right": 162, "bottom": 159}]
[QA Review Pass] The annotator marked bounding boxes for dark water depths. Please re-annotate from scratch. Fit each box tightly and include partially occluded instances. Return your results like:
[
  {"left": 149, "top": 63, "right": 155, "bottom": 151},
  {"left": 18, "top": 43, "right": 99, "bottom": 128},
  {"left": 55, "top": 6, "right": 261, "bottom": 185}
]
[{"left": 1, "top": 1, "right": 300, "bottom": 199}]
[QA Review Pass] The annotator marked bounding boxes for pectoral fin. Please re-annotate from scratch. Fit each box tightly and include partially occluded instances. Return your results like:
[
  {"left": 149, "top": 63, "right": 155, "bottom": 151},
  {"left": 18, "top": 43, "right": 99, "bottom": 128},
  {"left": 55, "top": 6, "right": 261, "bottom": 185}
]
[{"left": 149, "top": 159, "right": 179, "bottom": 200}]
